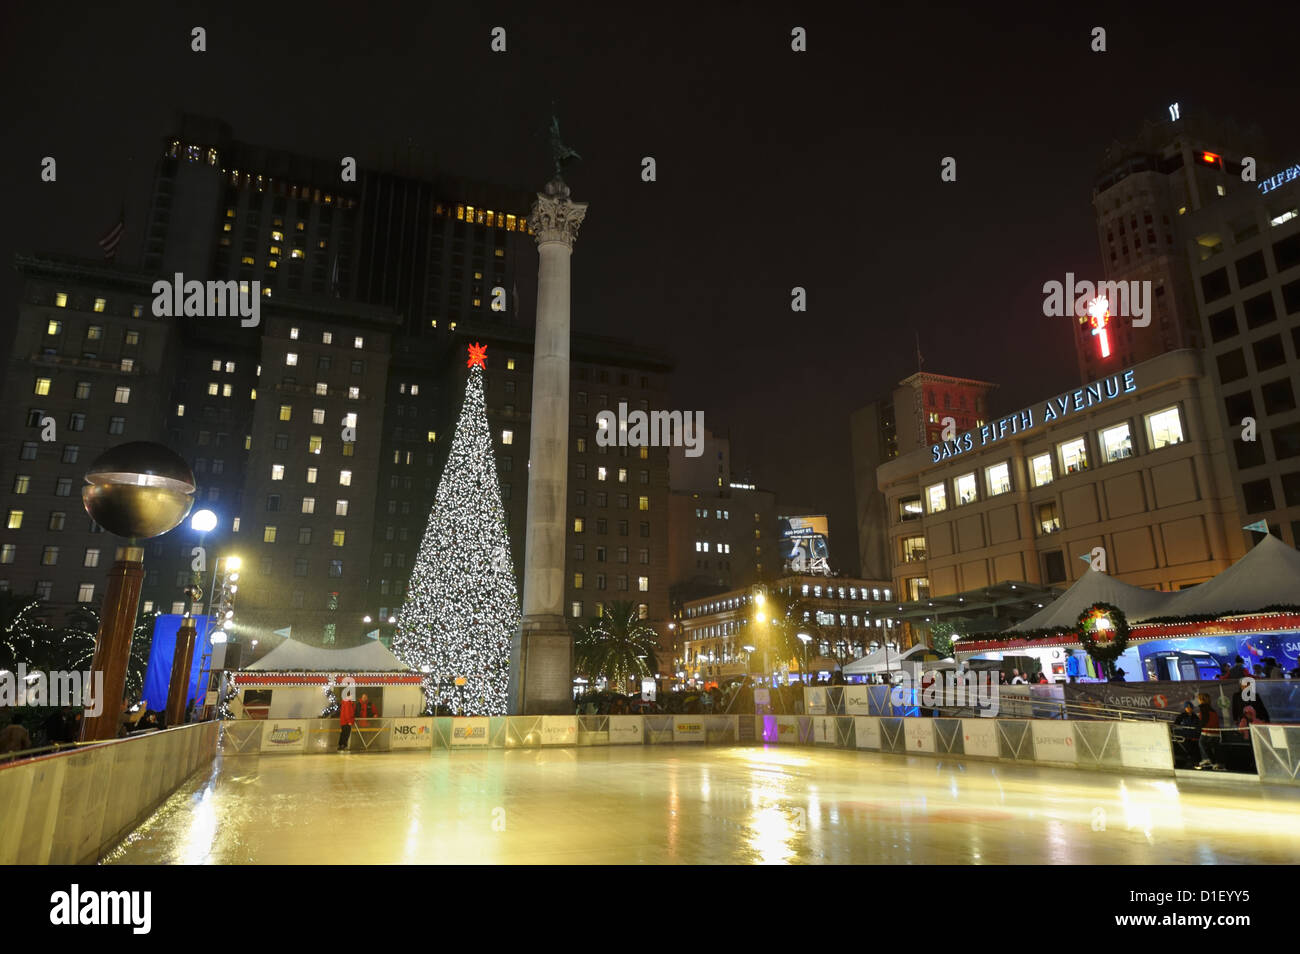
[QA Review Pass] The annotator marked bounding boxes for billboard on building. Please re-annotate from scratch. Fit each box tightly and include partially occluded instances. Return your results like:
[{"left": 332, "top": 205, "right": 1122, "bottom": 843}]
[{"left": 779, "top": 515, "right": 830, "bottom": 574}]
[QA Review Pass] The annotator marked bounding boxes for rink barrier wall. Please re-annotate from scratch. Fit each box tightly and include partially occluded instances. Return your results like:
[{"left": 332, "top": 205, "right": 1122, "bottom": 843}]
[
  {"left": 216, "top": 715, "right": 1298, "bottom": 785},
  {"left": 0, "top": 721, "right": 220, "bottom": 864}
]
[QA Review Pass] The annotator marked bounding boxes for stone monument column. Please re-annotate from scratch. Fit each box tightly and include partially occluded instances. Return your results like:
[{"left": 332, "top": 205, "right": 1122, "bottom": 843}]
[{"left": 511, "top": 177, "right": 588, "bottom": 714}]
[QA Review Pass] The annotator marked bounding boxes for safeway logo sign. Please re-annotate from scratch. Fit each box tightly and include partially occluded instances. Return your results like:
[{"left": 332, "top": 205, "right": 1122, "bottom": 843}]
[{"left": 1152, "top": 694, "right": 1168, "bottom": 708}]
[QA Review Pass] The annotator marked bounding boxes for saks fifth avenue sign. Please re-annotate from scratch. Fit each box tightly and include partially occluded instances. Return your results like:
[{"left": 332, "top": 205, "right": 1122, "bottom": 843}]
[{"left": 931, "top": 369, "right": 1137, "bottom": 462}]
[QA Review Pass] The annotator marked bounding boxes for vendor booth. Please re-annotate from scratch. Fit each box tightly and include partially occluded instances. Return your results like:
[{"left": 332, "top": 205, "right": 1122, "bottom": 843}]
[{"left": 234, "top": 639, "right": 426, "bottom": 718}]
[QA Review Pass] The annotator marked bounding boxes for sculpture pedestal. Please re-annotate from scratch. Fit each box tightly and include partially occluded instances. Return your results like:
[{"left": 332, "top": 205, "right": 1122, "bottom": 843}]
[
  {"left": 80, "top": 546, "right": 146, "bottom": 742},
  {"left": 510, "top": 616, "right": 573, "bottom": 715}
]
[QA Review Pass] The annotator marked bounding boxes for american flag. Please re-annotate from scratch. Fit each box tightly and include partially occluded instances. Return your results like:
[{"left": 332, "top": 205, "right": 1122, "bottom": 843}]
[{"left": 98, "top": 207, "right": 125, "bottom": 261}]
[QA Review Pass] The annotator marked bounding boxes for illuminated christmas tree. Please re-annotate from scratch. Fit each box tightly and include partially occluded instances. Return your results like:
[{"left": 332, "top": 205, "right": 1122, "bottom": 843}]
[{"left": 394, "top": 343, "right": 519, "bottom": 715}]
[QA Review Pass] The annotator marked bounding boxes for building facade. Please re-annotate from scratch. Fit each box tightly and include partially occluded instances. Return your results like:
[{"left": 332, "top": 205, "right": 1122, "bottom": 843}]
[
  {"left": 678, "top": 575, "right": 900, "bottom": 686},
  {"left": 876, "top": 350, "right": 1248, "bottom": 603},
  {"left": 1184, "top": 163, "right": 1300, "bottom": 545}
]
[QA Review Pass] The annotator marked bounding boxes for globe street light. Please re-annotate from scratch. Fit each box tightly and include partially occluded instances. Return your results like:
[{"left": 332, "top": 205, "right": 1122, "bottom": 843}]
[
  {"left": 190, "top": 509, "right": 218, "bottom": 534},
  {"left": 80, "top": 442, "right": 195, "bottom": 742}
]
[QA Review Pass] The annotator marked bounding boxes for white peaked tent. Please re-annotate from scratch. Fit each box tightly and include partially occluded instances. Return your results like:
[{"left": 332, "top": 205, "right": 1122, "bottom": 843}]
[
  {"left": 1003, "top": 569, "right": 1178, "bottom": 632},
  {"left": 243, "top": 638, "right": 411, "bottom": 672},
  {"left": 843, "top": 643, "right": 934, "bottom": 676},
  {"left": 1160, "top": 534, "right": 1300, "bottom": 617}
]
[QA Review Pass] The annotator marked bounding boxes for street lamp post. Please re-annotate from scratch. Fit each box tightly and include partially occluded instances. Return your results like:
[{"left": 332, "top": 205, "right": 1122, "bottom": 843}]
[
  {"left": 797, "top": 632, "right": 812, "bottom": 685},
  {"left": 80, "top": 443, "right": 196, "bottom": 742},
  {"left": 166, "top": 508, "right": 218, "bottom": 728}
]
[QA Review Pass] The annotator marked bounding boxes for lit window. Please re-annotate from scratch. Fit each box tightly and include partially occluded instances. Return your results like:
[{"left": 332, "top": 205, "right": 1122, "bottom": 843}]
[
  {"left": 574, "top": 518, "right": 585, "bottom": 533},
  {"left": 271, "top": 464, "right": 284, "bottom": 480},
  {"left": 271, "top": 230, "right": 284, "bottom": 242},
  {"left": 86, "top": 325, "right": 102, "bottom": 341},
  {"left": 955, "top": 473, "right": 977, "bottom": 505},
  {"left": 47, "top": 320, "right": 61, "bottom": 335},
  {"left": 507, "top": 359, "right": 516, "bottom": 370},
  {"left": 92, "top": 298, "right": 106, "bottom": 313},
  {"left": 211, "top": 359, "right": 222, "bottom": 372},
  {"left": 84, "top": 548, "right": 100, "bottom": 568},
  {"left": 114, "top": 386, "right": 130, "bottom": 404},
  {"left": 638, "top": 496, "right": 649, "bottom": 511},
  {"left": 1099, "top": 422, "right": 1133, "bottom": 462},
  {"left": 502, "top": 430, "right": 513, "bottom": 445},
  {"left": 34, "top": 378, "right": 51, "bottom": 396},
  {"left": 6, "top": 510, "right": 22, "bottom": 529},
  {"left": 1146, "top": 407, "right": 1184, "bottom": 449},
  {"left": 335, "top": 499, "right": 348, "bottom": 516},
  {"left": 322, "top": 332, "right": 333, "bottom": 344},
  {"left": 125, "top": 330, "right": 140, "bottom": 345},
  {"left": 308, "top": 436, "right": 323, "bottom": 454},
  {"left": 354, "top": 336, "right": 364, "bottom": 349},
  {"left": 985, "top": 461, "right": 1011, "bottom": 496},
  {"left": 1058, "top": 437, "right": 1089, "bottom": 474},
  {"left": 302, "top": 497, "right": 316, "bottom": 514},
  {"left": 77, "top": 583, "right": 95, "bottom": 602},
  {"left": 597, "top": 467, "right": 608, "bottom": 481},
  {"left": 638, "top": 576, "right": 649, "bottom": 592},
  {"left": 0, "top": 545, "right": 13, "bottom": 564},
  {"left": 348, "top": 387, "right": 360, "bottom": 399},
  {"left": 411, "top": 385, "right": 419, "bottom": 396},
  {"left": 926, "top": 483, "right": 947, "bottom": 513},
  {"left": 333, "top": 530, "right": 346, "bottom": 547},
  {"left": 120, "top": 359, "right": 134, "bottom": 372},
  {"left": 618, "top": 468, "right": 628, "bottom": 483},
  {"left": 279, "top": 405, "right": 292, "bottom": 421},
  {"left": 1030, "top": 453, "right": 1053, "bottom": 487},
  {"left": 176, "top": 404, "right": 185, "bottom": 417},
  {"left": 55, "top": 293, "right": 68, "bottom": 308},
  {"left": 312, "top": 408, "right": 325, "bottom": 424},
  {"left": 574, "top": 572, "right": 584, "bottom": 589},
  {"left": 286, "top": 353, "right": 298, "bottom": 366},
  {"left": 225, "top": 362, "right": 236, "bottom": 373},
  {"left": 339, "top": 470, "right": 352, "bottom": 486},
  {"left": 316, "top": 382, "right": 328, "bottom": 396},
  {"left": 264, "top": 526, "right": 278, "bottom": 543},
  {"left": 427, "top": 431, "right": 436, "bottom": 443},
  {"left": 343, "top": 412, "right": 357, "bottom": 428},
  {"left": 290, "top": 327, "right": 300, "bottom": 340},
  {"left": 208, "top": 382, "right": 219, "bottom": 396},
  {"left": 233, "top": 517, "right": 240, "bottom": 532},
  {"left": 307, "top": 467, "right": 318, "bottom": 484}
]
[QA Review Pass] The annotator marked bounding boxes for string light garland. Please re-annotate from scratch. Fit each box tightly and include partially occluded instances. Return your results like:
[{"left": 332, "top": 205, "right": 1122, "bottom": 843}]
[{"left": 393, "top": 349, "right": 519, "bottom": 716}]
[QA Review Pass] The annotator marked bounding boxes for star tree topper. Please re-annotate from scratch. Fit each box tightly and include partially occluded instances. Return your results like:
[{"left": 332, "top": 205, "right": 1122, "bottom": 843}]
[{"left": 468, "top": 342, "right": 488, "bottom": 369}]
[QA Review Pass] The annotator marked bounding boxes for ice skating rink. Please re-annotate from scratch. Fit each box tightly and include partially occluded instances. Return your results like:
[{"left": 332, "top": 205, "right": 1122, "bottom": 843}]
[{"left": 103, "top": 745, "right": 1300, "bottom": 864}]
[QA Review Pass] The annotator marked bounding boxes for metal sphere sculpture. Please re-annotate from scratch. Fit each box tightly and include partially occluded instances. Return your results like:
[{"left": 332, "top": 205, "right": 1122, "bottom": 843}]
[{"left": 82, "top": 441, "right": 196, "bottom": 539}]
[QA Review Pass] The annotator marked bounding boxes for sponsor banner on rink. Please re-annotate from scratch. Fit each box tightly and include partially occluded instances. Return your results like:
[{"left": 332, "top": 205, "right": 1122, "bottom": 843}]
[
  {"left": 1117, "top": 721, "right": 1175, "bottom": 771},
  {"left": 961, "top": 718, "right": 1000, "bottom": 758},
  {"left": 541, "top": 715, "right": 578, "bottom": 745},
  {"left": 775, "top": 715, "right": 800, "bottom": 743},
  {"left": 260, "top": 720, "right": 308, "bottom": 753},
  {"left": 854, "top": 716, "right": 881, "bottom": 749},
  {"left": 844, "top": 687, "right": 872, "bottom": 715},
  {"left": 1031, "top": 720, "right": 1077, "bottom": 763},
  {"left": 673, "top": 716, "right": 705, "bottom": 742},
  {"left": 812, "top": 715, "right": 838, "bottom": 744},
  {"left": 608, "top": 715, "right": 644, "bottom": 744},
  {"left": 389, "top": 718, "right": 433, "bottom": 749},
  {"left": 806, "top": 687, "right": 828, "bottom": 715},
  {"left": 904, "top": 718, "right": 935, "bottom": 753},
  {"left": 450, "top": 717, "right": 490, "bottom": 747}
]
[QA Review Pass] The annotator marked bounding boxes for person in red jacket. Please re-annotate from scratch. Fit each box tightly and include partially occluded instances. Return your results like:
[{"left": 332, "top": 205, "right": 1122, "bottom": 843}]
[
  {"left": 338, "top": 692, "right": 356, "bottom": 752},
  {"left": 356, "top": 693, "right": 378, "bottom": 733},
  {"left": 1196, "top": 692, "right": 1223, "bottom": 770}
]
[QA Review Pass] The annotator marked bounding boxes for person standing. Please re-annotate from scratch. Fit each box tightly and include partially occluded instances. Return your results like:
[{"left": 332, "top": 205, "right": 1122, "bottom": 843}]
[
  {"left": 1196, "top": 693, "right": 1223, "bottom": 770},
  {"left": 338, "top": 691, "right": 356, "bottom": 752}
]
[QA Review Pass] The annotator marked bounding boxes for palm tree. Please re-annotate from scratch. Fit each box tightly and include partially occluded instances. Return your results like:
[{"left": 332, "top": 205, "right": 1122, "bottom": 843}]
[{"left": 572, "top": 601, "right": 659, "bottom": 692}]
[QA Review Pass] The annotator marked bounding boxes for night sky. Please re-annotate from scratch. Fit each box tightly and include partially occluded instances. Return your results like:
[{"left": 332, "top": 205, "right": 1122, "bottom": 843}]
[{"left": 5, "top": 0, "right": 1299, "bottom": 576}]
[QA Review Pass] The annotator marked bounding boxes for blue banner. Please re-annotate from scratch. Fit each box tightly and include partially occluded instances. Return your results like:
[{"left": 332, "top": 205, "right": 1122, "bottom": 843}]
[{"left": 141, "top": 615, "right": 216, "bottom": 711}]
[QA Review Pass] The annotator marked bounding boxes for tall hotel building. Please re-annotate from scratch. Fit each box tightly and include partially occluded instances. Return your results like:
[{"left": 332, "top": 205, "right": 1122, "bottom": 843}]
[{"left": 0, "top": 115, "right": 679, "bottom": 654}]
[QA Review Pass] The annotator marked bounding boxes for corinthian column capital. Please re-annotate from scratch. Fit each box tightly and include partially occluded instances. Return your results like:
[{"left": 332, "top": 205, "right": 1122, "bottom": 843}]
[{"left": 530, "top": 177, "right": 588, "bottom": 248}]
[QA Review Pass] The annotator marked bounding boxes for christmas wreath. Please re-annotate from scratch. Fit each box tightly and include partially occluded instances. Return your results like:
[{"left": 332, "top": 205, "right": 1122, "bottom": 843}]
[{"left": 1076, "top": 601, "right": 1129, "bottom": 663}]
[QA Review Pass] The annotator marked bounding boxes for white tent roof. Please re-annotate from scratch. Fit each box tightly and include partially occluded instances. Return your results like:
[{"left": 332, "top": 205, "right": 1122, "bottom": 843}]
[
  {"left": 1160, "top": 534, "right": 1300, "bottom": 617},
  {"left": 243, "top": 639, "right": 411, "bottom": 672},
  {"left": 1003, "top": 569, "right": 1177, "bottom": 632},
  {"left": 843, "top": 643, "right": 933, "bottom": 676}
]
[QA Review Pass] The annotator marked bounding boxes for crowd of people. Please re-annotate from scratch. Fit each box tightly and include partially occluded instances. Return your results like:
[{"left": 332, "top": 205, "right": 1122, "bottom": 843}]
[{"left": 1171, "top": 675, "right": 1273, "bottom": 772}]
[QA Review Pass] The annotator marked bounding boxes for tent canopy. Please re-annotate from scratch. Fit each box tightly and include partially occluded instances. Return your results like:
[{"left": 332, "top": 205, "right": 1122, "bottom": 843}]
[
  {"left": 843, "top": 643, "right": 933, "bottom": 676},
  {"left": 243, "top": 639, "right": 411, "bottom": 672},
  {"left": 1002, "top": 568, "right": 1178, "bottom": 632},
  {"left": 1160, "top": 534, "right": 1300, "bottom": 617}
]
